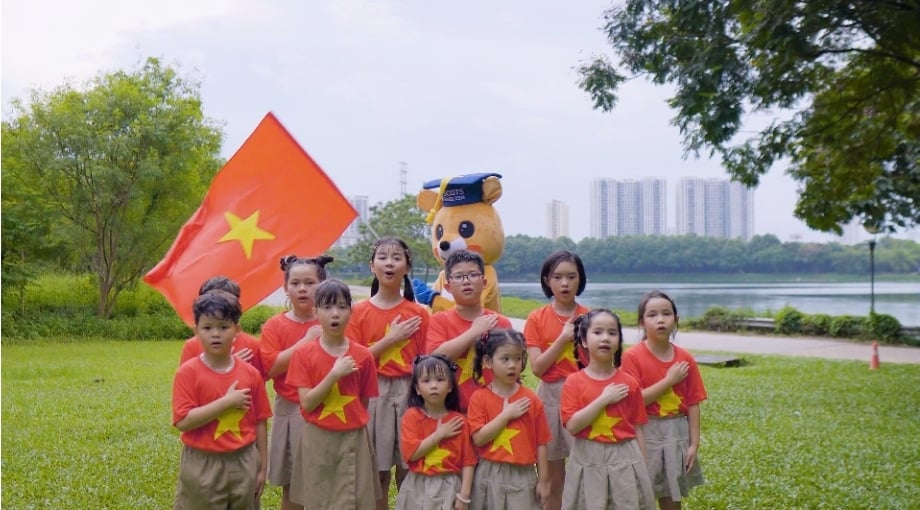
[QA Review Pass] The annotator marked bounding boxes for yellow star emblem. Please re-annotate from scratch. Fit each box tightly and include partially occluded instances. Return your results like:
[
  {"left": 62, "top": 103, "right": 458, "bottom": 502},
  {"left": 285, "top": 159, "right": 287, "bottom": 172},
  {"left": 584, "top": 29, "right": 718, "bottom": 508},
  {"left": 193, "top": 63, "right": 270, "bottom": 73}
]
[
  {"left": 214, "top": 407, "right": 246, "bottom": 440},
  {"left": 379, "top": 338, "right": 411, "bottom": 368},
  {"left": 457, "top": 348, "right": 476, "bottom": 384},
  {"left": 422, "top": 445, "right": 451, "bottom": 472},
  {"left": 218, "top": 210, "right": 275, "bottom": 259},
  {"left": 588, "top": 410, "right": 621, "bottom": 441},
  {"left": 489, "top": 426, "right": 521, "bottom": 454},
  {"left": 319, "top": 382, "right": 357, "bottom": 423},
  {"left": 657, "top": 389, "right": 682, "bottom": 417},
  {"left": 554, "top": 340, "right": 577, "bottom": 367}
]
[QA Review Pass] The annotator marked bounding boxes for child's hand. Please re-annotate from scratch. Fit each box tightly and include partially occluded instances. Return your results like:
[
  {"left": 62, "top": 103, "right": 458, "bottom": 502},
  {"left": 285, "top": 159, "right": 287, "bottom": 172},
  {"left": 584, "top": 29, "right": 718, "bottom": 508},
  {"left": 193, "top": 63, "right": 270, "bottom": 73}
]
[
  {"left": 666, "top": 361, "right": 690, "bottom": 385},
  {"left": 600, "top": 383, "right": 629, "bottom": 405},
  {"left": 298, "top": 325, "right": 323, "bottom": 346},
  {"left": 223, "top": 380, "right": 252, "bottom": 409},
  {"left": 501, "top": 397, "right": 531, "bottom": 420},
  {"left": 435, "top": 415, "right": 464, "bottom": 442},
  {"left": 536, "top": 477, "right": 551, "bottom": 507},
  {"left": 471, "top": 313, "right": 499, "bottom": 337},
  {"left": 234, "top": 347, "right": 254, "bottom": 363},
  {"left": 559, "top": 316, "right": 576, "bottom": 343},
  {"left": 685, "top": 443, "right": 698, "bottom": 473},
  {"left": 387, "top": 314, "right": 422, "bottom": 343},
  {"left": 331, "top": 355, "right": 358, "bottom": 379}
]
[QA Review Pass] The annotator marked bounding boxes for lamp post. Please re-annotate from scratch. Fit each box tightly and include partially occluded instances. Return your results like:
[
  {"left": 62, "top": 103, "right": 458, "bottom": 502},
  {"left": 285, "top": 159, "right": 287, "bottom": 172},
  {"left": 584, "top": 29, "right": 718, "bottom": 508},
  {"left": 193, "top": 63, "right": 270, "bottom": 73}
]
[{"left": 868, "top": 238, "right": 876, "bottom": 315}]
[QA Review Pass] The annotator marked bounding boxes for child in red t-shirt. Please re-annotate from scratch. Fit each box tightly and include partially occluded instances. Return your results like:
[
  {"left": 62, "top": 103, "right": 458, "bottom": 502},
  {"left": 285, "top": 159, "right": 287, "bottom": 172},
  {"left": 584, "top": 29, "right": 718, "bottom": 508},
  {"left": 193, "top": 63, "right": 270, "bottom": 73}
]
[
  {"left": 523, "top": 250, "right": 590, "bottom": 510},
  {"left": 428, "top": 250, "right": 512, "bottom": 413},
  {"left": 396, "top": 354, "right": 476, "bottom": 510},
  {"left": 561, "top": 308, "right": 655, "bottom": 510},
  {"left": 172, "top": 291, "right": 272, "bottom": 510},
  {"left": 467, "top": 328, "right": 551, "bottom": 509},
  {"left": 621, "top": 291, "right": 707, "bottom": 510},
  {"left": 259, "top": 255, "right": 331, "bottom": 510},
  {"left": 346, "top": 237, "right": 430, "bottom": 505},
  {"left": 286, "top": 279, "right": 381, "bottom": 509},
  {"left": 179, "top": 276, "right": 265, "bottom": 379}
]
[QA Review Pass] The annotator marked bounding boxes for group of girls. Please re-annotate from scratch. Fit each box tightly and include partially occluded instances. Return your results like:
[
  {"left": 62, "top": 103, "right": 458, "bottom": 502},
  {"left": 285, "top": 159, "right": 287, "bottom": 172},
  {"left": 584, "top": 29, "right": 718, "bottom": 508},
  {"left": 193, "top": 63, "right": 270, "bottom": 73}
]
[{"left": 258, "top": 239, "right": 706, "bottom": 510}]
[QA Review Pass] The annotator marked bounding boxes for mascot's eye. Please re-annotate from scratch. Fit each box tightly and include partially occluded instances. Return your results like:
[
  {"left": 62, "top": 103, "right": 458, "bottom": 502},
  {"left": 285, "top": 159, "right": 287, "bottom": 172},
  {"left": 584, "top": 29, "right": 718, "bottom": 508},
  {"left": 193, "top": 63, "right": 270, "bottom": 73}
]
[
  {"left": 435, "top": 224, "right": 444, "bottom": 240},
  {"left": 459, "top": 221, "right": 475, "bottom": 239}
]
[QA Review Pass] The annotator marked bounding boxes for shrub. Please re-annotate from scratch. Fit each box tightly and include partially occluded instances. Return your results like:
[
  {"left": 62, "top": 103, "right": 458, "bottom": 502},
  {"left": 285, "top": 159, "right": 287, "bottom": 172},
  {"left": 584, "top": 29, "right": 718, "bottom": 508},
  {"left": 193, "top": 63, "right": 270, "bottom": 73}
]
[
  {"left": 241, "top": 305, "right": 282, "bottom": 334},
  {"left": 865, "top": 313, "right": 902, "bottom": 343},
  {"left": 801, "top": 313, "right": 833, "bottom": 336},
  {"left": 698, "top": 307, "right": 734, "bottom": 332},
  {"left": 829, "top": 315, "right": 865, "bottom": 338},
  {"left": 774, "top": 306, "right": 805, "bottom": 335}
]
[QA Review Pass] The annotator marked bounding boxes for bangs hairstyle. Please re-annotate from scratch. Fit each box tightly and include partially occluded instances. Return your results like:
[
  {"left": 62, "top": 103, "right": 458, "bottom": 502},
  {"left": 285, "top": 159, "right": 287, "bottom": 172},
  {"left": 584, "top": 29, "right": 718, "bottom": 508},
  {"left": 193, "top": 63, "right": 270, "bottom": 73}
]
[
  {"left": 313, "top": 279, "right": 352, "bottom": 308},
  {"left": 638, "top": 289, "right": 679, "bottom": 318},
  {"left": 473, "top": 328, "right": 528, "bottom": 382},
  {"left": 369, "top": 237, "right": 416, "bottom": 302},
  {"left": 539, "top": 250, "right": 587, "bottom": 298},
  {"left": 192, "top": 290, "right": 242, "bottom": 325},
  {"left": 572, "top": 308, "right": 624, "bottom": 368},
  {"left": 407, "top": 354, "right": 460, "bottom": 412},
  {"left": 444, "top": 250, "right": 485, "bottom": 276},
  {"left": 279, "top": 254, "right": 334, "bottom": 283}
]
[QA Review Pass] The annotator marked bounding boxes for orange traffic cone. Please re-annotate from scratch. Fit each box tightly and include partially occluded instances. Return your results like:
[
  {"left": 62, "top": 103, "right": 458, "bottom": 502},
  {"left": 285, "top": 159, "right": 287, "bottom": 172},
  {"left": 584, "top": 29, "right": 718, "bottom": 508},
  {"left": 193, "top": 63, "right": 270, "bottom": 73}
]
[{"left": 869, "top": 341, "right": 880, "bottom": 370}]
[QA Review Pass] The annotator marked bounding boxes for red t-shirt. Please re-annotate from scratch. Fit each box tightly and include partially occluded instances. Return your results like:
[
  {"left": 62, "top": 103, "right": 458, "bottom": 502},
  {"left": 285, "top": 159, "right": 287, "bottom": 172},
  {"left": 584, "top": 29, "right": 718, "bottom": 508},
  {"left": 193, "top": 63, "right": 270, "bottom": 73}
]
[
  {"left": 427, "top": 308, "right": 512, "bottom": 412},
  {"left": 345, "top": 299, "right": 430, "bottom": 378},
  {"left": 467, "top": 385, "right": 551, "bottom": 465},
  {"left": 259, "top": 313, "right": 319, "bottom": 403},
  {"left": 180, "top": 332, "right": 266, "bottom": 380},
  {"left": 285, "top": 340, "right": 378, "bottom": 431},
  {"left": 620, "top": 341, "right": 708, "bottom": 417},
  {"left": 560, "top": 369, "right": 647, "bottom": 444},
  {"left": 400, "top": 407, "right": 477, "bottom": 475},
  {"left": 172, "top": 357, "right": 272, "bottom": 453},
  {"left": 523, "top": 303, "right": 590, "bottom": 382}
]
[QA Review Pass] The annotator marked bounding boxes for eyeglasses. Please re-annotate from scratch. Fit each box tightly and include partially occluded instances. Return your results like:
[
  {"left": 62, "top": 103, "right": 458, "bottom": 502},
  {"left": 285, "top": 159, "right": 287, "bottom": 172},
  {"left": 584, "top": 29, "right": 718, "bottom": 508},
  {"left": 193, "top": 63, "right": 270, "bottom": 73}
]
[{"left": 447, "top": 272, "right": 483, "bottom": 283}]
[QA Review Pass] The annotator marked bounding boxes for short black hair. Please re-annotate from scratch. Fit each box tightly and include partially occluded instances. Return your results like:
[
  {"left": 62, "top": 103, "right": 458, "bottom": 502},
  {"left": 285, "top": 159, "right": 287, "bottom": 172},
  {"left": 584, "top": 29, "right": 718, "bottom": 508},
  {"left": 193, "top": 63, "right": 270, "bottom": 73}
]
[
  {"left": 444, "top": 250, "right": 485, "bottom": 276},
  {"left": 539, "top": 250, "right": 587, "bottom": 298},
  {"left": 313, "top": 279, "right": 352, "bottom": 308},
  {"left": 192, "top": 290, "right": 242, "bottom": 325},
  {"left": 198, "top": 276, "right": 241, "bottom": 298}
]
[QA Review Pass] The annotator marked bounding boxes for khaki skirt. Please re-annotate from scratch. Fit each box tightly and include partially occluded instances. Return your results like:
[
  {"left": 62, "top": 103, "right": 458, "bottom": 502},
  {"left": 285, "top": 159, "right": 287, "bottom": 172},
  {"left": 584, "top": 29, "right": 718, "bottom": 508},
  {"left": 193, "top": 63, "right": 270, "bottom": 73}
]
[
  {"left": 395, "top": 472, "right": 463, "bottom": 510},
  {"left": 470, "top": 460, "right": 540, "bottom": 510},
  {"left": 267, "top": 395, "right": 304, "bottom": 487},
  {"left": 537, "top": 379, "right": 575, "bottom": 461},
  {"left": 644, "top": 416, "right": 705, "bottom": 501},
  {"left": 368, "top": 375, "right": 411, "bottom": 471},
  {"left": 562, "top": 438, "right": 656, "bottom": 510},
  {"left": 290, "top": 423, "right": 382, "bottom": 509}
]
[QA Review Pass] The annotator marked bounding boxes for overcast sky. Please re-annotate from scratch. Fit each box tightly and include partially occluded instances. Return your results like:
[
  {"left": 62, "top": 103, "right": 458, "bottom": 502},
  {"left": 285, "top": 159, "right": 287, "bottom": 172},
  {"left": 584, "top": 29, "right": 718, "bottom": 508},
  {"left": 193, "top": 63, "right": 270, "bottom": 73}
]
[{"left": 2, "top": 0, "right": 877, "bottom": 243}]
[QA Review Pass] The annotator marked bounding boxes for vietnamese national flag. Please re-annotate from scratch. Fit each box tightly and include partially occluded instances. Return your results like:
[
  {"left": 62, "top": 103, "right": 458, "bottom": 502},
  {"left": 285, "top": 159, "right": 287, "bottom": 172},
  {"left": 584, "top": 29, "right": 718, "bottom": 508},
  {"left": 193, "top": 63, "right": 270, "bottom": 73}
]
[{"left": 144, "top": 112, "right": 357, "bottom": 326}]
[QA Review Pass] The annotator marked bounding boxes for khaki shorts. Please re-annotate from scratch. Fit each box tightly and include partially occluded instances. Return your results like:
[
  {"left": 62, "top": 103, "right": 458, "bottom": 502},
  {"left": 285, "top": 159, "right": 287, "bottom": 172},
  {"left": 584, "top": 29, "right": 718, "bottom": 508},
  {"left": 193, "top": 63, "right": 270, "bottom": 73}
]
[
  {"left": 174, "top": 443, "right": 259, "bottom": 510},
  {"left": 267, "top": 396, "right": 304, "bottom": 487},
  {"left": 368, "top": 375, "right": 411, "bottom": 470}
]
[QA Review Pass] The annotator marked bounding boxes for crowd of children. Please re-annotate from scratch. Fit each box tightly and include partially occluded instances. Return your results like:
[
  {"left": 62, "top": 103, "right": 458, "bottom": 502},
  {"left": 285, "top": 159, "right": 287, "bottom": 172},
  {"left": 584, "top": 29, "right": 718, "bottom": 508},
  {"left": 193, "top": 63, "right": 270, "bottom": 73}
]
[{"left": 171, "top": 245, "right": 707, "bottom": 510}]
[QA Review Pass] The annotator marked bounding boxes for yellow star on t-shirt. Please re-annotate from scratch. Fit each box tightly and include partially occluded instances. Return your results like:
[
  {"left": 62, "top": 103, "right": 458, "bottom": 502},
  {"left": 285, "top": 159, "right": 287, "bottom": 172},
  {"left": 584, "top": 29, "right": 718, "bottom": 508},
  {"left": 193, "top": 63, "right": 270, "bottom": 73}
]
[
  {"left": 554, "top": 340, "right": 577, "bottom": 367},
  {"left": 319, "top": 382, "right": 356, "bottom": 423},
  {"left": 423, "top": 445, "right": 451, "bottom": 472},
  {"left": 214, "top": 407, "right": 246, "bottom": 440},
  {"left": 377, "top": 323, "right": 412, "bottom": 370},
  {"left": 489, "top": 426, "right": 521, "bottom": 454},
  {"left": 588, "top": 410, "right": 621, "bottom": 441},
  {"left": 457, "top": 348, "right": 476, "bottom": 384},
  {"left": 657, "top": 388, "right": 682, "bottom": 417},
  {"left": 218, "top": 211, "right": 275, "bottom": 259}
]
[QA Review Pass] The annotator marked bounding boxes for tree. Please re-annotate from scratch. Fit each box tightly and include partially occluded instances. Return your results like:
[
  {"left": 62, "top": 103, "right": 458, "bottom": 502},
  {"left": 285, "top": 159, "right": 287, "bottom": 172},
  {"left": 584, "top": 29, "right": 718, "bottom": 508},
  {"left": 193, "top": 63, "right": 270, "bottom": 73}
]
[
  {"left": 2, "top": 58, "right": 223, "bottom": 318},
  {"left": 346, "top": 194, "right": 440, "bottom": 280},
  {"left": 579, "top": 1, "right": 920, "bottom": 234}
]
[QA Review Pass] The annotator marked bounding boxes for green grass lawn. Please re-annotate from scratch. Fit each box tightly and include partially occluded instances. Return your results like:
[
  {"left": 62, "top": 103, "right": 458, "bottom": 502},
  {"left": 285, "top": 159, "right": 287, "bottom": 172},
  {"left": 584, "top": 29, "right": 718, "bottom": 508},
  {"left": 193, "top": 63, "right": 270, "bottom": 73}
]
[{"left": 3, "top": 340, "right": 919, "bottom": 509}]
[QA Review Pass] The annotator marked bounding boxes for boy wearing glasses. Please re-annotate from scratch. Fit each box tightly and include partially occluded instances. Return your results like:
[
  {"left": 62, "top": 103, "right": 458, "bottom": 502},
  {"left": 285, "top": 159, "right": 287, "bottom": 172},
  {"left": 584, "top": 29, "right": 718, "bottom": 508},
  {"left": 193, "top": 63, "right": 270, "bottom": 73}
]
[{"left": 427, "top": 250, "right": 512, "bottom": 412}]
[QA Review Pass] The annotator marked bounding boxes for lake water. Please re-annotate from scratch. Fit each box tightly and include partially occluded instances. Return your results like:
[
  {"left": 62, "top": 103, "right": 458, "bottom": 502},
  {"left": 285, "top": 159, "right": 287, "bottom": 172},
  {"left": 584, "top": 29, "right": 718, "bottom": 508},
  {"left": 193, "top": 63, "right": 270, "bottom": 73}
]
[{"left": 499, "top": 282, "right": 920, "bottom": 326}]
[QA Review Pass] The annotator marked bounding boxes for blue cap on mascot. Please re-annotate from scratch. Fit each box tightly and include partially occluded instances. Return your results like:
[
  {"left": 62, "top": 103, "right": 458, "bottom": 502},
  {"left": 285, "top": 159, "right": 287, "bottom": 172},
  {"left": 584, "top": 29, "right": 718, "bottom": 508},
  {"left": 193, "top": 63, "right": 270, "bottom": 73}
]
[{"left": 422, "top": 173, "right": 502, "bottom": 208}]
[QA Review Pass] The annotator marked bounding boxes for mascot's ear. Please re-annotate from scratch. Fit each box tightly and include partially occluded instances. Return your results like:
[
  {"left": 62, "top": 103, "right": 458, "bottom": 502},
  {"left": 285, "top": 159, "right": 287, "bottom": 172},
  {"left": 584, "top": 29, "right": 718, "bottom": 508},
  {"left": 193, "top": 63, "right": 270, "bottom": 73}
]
[
  {"left": 482, "top": 176, "right": 502, "bottom": 205},
  {"left": 417, "top": 189, "right": 438, "bottom": 211}
]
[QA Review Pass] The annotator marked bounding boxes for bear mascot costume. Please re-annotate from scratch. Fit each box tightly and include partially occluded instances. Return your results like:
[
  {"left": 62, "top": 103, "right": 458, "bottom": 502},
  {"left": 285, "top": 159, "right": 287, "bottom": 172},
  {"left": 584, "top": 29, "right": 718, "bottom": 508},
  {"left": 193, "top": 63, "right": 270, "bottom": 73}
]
[{"left": 412, "top": 173, "right": 504, "bottom": 313}]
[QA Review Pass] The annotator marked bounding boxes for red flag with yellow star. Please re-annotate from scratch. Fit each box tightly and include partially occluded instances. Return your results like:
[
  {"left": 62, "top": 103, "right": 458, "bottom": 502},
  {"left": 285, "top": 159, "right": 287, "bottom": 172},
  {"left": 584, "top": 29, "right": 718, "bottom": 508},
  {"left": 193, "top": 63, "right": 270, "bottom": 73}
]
[{"left": 144, "top": 112, "right": 357, "bottom": 326}]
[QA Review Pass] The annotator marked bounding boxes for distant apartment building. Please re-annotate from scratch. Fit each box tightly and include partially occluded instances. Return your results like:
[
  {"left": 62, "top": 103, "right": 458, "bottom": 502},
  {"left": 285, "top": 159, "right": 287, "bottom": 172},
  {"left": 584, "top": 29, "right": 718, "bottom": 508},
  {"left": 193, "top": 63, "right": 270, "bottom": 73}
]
[
  {"left": 676, "top": 178, "right": 754, "bottom": 240},
  {"left": 546, "top": 200, "right": 570, "bottom": 240},
  {"left": 335, "top": 195, "right": 369, "bottom": 248},
  {"left": 589, "top": 178, "right": 667, "bottom": 238}
]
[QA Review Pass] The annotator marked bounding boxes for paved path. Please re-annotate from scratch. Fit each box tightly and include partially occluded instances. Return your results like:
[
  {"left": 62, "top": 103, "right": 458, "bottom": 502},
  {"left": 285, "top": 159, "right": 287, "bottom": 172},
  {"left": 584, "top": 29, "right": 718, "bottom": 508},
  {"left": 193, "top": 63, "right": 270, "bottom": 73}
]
[{"left": 264, "top": 286, "right": 920, "bottom": 365}]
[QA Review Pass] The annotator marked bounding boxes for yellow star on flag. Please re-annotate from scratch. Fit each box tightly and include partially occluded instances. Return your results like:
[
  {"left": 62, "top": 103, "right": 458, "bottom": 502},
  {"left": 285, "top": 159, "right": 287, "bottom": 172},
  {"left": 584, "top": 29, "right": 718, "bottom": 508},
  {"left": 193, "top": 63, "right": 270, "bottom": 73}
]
[
  {"left": 423, "top": 445, "right": 451, "bottom": 472},
  {"left": 588, "top": 410, "right": 621, "bottom": 441},
  {"left": 319, "top": 382, "right": 357, "bottom": 423},
  {"left": 457, "top": 348, "right": 476, "bottom": 384},
  {"left": 218, "top": 211, "right": 275, "bottom": 259},
  {"left": 489, "top": 426, "right": 521, "bottom": 454},
  {"left": 214, "top": 407, "right": 246, "bottom": 440},
  {"left": 657, "top": 389, "right": 682, "bottom": 417}
]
